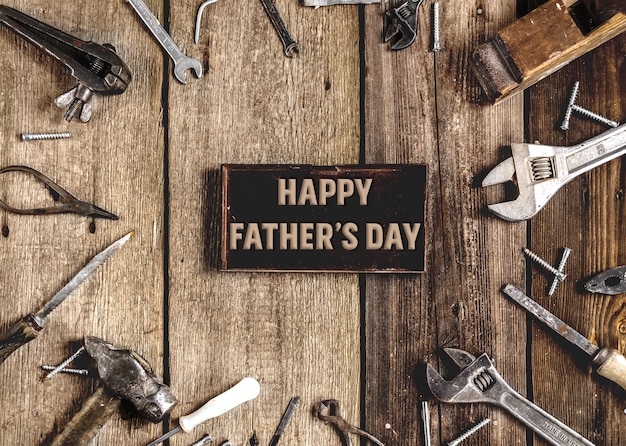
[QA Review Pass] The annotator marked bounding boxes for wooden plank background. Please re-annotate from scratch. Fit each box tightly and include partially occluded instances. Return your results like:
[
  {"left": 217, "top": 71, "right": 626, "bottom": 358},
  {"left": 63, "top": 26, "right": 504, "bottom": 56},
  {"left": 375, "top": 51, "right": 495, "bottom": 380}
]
[{"left": 0, "top": 0, "right": 623, "bottom": 445}]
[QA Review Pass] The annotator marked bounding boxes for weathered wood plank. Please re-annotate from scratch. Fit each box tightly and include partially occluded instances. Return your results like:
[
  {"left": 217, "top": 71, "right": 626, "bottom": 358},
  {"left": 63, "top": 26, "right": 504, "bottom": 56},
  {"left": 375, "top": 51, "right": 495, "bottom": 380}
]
[
  {"left": 0, "top": 0, "right": 166, "bottom": 444},
  {"left": 166, "top": 1, "right": 361, "bottom": 445},
  {"left": 363, "top": 1, "right": 526, "bottom": 445},
  {"left": 528, "top": 32, "right": 626, "bottom": 446}
]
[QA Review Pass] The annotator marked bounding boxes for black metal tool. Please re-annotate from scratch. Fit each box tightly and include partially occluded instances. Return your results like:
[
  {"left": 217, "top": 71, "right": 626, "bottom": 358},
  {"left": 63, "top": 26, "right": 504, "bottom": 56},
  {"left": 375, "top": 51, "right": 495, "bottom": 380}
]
[
  {"left": 317, "top": 399, "right": 385, "bottom": 446},
  {"left": 0, "top": 166, "right": 118, "bottom": 219},
  {"left": 502, "top": 284, "right": 626, "bottom": 391},
  {"left": 49, "top": 336, "right": 177, "bottom": 446},
  {"left": 269, "top": 397, "right": 300, "bottom": 446},
  {"left": 0, "top": 5, "right": 131, "bottom": 122},
  {"left": 384, "top": 0, "right": 424, "bottom": 50},
  {"left": 0, "top": 232, "right": 133, "bottom": 365},
  {"left": 258, "top": 0, "right": 299, "bottom": 57},
  {"left": 584, "top": 265, "right": 626, "bottom": 295}
]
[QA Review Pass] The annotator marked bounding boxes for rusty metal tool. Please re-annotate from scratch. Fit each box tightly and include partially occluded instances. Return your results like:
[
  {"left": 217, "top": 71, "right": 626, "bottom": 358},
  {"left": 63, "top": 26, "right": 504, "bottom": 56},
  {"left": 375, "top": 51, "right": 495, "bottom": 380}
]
[
  {"left": 584, "top": 265, "right": 626, "bottom": 295},
  {"left": 0, "top": 166, "right": 118, "bottom": 219},
  {"left": 49, "top": 336, "right": 177, "bottom": 446},
  {"left": 146, "top": 377, "right": 261, "bottom": 446},
  {"left": 269, "top": 396, "right": 300, "bottom": 446},
  {"left": 0, "top": 231, "right": 133, "bottom": 365},
  {"left": 502, "top": 284, "right": 626, "bottom": 391},
  {"left": 317, "top": 399, "right": 385, "bottom": 446},
  {"left": 426, "top": 348, "right": 594, "bottom": 446},
  {"left": 0, "top": 5, "right": 131, "bottom": 122},
  {"left": 384, "top": 0, "right": 424, "bottom": 50},
  {"left": 259, "top": 0, "right": 299, "bottom": 57},
  {"left": 482, "top": 123, "right": 626, "bottom": 221},
  {"left": 125, "top": 0, "right": 202, "bottom": 84},
  {"left": 471, "top": 0, "right": 626, "bottom": 103}
]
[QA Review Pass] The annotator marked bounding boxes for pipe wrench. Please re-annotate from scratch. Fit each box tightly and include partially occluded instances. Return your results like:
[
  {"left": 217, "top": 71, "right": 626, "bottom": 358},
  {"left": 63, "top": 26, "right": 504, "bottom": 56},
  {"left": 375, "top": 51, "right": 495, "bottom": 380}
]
[
  {"left": 0, "top": 6, "right": 131, "bottom": 122},
  {"left": 482, "top": 123, "right": 626, "bottom": 221},
  {"left": 426, "top": 348, "right": 595, "bottom": 446}
]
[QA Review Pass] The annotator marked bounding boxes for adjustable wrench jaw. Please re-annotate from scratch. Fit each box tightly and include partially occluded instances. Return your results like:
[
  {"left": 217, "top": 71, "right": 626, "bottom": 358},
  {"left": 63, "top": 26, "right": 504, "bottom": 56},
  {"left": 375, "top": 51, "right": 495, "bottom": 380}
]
[
  {"left": 482, "top": 142, "right": 565, "bottom": 221},
  {"left": 426, "top": 351, "right": 510, "bottom": 406}
]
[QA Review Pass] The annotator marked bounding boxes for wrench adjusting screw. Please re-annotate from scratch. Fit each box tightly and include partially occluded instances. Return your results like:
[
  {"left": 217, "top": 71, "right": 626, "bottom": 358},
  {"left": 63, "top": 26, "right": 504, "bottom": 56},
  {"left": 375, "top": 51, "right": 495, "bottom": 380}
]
[
  {"left": 448, "top": 418, "right": 491, "bottom": 446},
  {"left": 523, "top": 248, "right": 566, "bottom": 282},
  {"left": 548, "top": 247, "right": 572, "bottom": 296}
]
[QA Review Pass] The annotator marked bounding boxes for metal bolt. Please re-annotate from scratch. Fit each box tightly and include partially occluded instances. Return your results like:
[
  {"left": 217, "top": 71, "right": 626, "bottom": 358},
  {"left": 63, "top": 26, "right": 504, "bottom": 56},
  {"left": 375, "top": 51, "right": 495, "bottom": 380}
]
[
  {"left": 21, "top": 132, "right": 71, "bottom": 141},
  {"left": 560, "top": 81, "right": 579, "bottom": 131},
  {"left": 448, "top": 418, "right": 491, "bottom": 446},
  {"left": 571, "top": 104, "right": 619, "bottom": 128},
  {"left": 432, "top": 2, "right": 441, "bottom": 52},
  {"left": 41, "top": 365, "right": 89, "bottom": 376},
  {"left": 523, "top": 248, "right": 567, "bottom": 282},
  {"left": 45, "top": 346, "right": 85, "bottom": 380},
  {"left": 190, "top": 434, "right": 213, "bottom": 446},
  {"left": 548, "top": 247, "right": 572, "bottom": 296}
]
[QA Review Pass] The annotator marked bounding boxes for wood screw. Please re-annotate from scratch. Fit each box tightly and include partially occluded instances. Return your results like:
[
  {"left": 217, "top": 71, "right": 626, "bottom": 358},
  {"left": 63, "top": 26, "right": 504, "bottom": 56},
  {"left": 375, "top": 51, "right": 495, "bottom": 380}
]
[
  {"left": 21, "top": 132, "right": 71, "bottom": 141},
  {"left": 523, "top": 248, "right": 566, "bottom": 282},
  {"left": 571, "top": 104, "right": 619, "bottom": 128},
  {"left": 41, "top": 365, "right": 89, "bottom": 376},
  {"left": 432, "top": 2, "right": 441, "bottom": 52},
  {"left": 548, "top": 247, "right": 572, "bottom": 296},
  {"left": 448, "top": 418, "right": 491, "bottom": 446},
  {"left": 44, "top": 346, "right": 85, "bottom": 380},
  {"left": 560, "top": 81, "right": 579, "bottom": 131}
]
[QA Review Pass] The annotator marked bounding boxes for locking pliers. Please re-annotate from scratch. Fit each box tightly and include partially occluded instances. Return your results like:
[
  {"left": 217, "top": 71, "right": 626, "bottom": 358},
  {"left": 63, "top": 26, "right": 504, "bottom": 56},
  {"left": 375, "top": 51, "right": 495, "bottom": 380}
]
[{"left": 0, "top": 5, "right": 131, "bottom": 122}]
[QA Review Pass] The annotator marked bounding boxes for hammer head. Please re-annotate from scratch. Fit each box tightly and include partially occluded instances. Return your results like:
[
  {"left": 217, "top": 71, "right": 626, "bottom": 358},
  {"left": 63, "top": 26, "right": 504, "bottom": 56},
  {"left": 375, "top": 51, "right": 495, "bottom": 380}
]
[{"left": 84, "top": 336, "right": 177, "bottom": 423}]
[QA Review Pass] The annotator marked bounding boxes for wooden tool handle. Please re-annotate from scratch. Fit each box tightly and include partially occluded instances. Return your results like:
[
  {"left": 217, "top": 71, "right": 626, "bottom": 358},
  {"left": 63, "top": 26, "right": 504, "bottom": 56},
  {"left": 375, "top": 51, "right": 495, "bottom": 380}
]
[
  {"left": 0, "top": 315, "right": 42, "bottom": 365},
  {"left": 594, "top": 348, "right": 626, "bottom": 391},
  {"left": 50, "top": 387, "right": 121, "bottom": 446}
]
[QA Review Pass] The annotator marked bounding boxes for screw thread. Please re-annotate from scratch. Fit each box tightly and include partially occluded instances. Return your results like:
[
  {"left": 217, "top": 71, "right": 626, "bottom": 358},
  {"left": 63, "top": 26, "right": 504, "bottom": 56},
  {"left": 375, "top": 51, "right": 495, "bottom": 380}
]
[
  {"left": 560, "top": 81, "right": 579, "bottom": 130},
  {"left": 41, "top": 365, "right": 89, "bottom": 376},
  {"left": 45, "top": 346, "right": 86, "bottom": 380},
  {"left": 571, "top": 104, "right": 619, "bottom": 128},
  {"left": 523, "top": 248, "right": 566, "bottom": 281},
  {"left": 432, "top": 2, "right": 441, "bottom": 52},
  {"left": 548, "top": 247, "right": 572, "bottom": 296},
  {"left": 448, "top": 418, "right": 491, "bottom": 446},
  {"left": 64, "top": 98, "right": 83, "bottom": 122},
  {"left": 21, "top": 132, "right": 71, "bottom": 141}
]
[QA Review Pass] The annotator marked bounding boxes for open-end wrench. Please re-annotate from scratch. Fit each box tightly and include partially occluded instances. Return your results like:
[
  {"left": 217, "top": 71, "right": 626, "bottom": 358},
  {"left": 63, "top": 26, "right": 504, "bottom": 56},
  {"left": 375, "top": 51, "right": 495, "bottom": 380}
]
[
  {"left": 259, "top": 0, "right": 299, "bottom": 57},
  {"left": 125, "top": 0, "right": 202, "bottom": 84},
  {"left": 426, "top": 348, "right": 595, "bottom": 446},
  {"left": 482, "top": 123, "right": 626, "bottom": 221}
]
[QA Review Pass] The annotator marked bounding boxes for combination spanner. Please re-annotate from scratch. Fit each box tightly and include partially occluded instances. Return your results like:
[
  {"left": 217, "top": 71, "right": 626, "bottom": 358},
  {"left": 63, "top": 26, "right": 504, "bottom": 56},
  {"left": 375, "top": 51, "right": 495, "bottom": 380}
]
[
  {"left": 426, "top": 348, "right": 595, "bottom": 446},
  {"left": 125, "top": 0, "right": 202, "bottom": 84},
  {"left": 482, "top": 123, "right": 626, "bottom": 221}
]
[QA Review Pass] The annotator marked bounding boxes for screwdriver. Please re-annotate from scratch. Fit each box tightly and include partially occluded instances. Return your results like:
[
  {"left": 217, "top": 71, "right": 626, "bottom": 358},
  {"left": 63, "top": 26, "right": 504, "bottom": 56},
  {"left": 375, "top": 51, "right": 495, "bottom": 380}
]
[
  {"left": 0, "top": 231, "right": 133, "bottom": 365},
  {"left": 503, "top": 284, "right": 626, "bottom": 391},
  {"left": 146, "top": 377, "right": 261, "bottom": 446}
]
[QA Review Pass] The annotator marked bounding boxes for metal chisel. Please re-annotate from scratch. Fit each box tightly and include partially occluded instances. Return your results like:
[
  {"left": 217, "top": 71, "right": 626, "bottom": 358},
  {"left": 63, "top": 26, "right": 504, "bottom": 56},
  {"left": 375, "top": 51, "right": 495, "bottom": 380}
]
[
  {"left": 502, "top": 284, "right": 626, "bottom": 391},
  {"left": 0, "top": 231, "right": 133, "bottom": 365}
]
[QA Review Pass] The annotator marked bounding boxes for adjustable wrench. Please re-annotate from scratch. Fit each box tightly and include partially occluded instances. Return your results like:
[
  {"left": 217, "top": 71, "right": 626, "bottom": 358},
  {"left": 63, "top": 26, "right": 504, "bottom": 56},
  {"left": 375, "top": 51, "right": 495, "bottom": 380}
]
[
  {"left": 426, "top": 348, "right": 594, "bottom": 446},
  {"left": 482, "top": 123, "right": 626, "bottom": 221},
  {"left": 125, "top": 0, "right": 202, "bottom": 84}
]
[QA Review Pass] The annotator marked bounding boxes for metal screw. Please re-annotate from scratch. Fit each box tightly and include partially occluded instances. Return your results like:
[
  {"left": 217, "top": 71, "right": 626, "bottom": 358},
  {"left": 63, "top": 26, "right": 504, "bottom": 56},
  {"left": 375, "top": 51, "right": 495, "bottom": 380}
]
[
  {"left": 21, "top": 132, "right": 71, "bottom": 141},
  {"left": 560, "top": 81, "right": 579, "bottom": 131},
  {"left": 548, "top": 247, "right": 572, "bottom": 296},
  {"left": 421, "top": 400, "right": 431, "bottom": 446},
  {"left": 523, "top": 248, "right": 567, "bottom": 282},
  {"left": 448, "top": 418, "right": 491, "bottom": 446},
  {"left": 571, "top": 104, "right": 619, "bottom": 128},
  {"left": 190, "top": 434, "right": 213, "bottom": 446},
  {"left": 41, "top": 365, "right": 89, "bottom": 376},
  {"left": 45, "top": 346, "right": 85, "bottom": 380},
  {"left": 432, "top": 2, "right": 441, "bottom": 52}
]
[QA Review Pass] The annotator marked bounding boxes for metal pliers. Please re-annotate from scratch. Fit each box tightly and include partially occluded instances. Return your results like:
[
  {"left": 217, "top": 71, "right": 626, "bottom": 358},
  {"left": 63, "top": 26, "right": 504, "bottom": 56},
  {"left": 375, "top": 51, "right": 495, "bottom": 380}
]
[
  {"left": 482, "top": 123, "right": 626, "bottom": 221},
  {"left": 0, "top": 166, "right": 118, "bottom": 219},
  {"left": 0, "top": 5, "right": 131, "bottom": 122},
  {"left": 317, "top": 399, "right": 385, "bottom": 446},
  {"left": 384, "top": 0, "right": 424, "bottom": 50},
  {"left": 585, "top": 265, "right": 626, "bottom": 295}
]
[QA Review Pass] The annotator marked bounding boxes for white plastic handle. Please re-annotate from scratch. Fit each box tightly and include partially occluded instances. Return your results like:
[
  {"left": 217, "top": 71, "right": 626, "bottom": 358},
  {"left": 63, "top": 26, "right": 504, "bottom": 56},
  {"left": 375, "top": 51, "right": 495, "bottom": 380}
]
[{"left": 179, "top": 377, "right": 261, "bottom": 432}]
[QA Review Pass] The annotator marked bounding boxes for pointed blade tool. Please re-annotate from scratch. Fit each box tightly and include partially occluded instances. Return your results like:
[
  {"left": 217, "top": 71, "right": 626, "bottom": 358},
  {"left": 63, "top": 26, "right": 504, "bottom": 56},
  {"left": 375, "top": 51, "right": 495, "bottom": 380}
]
[{"left": 0, "top": 231, "right": 134, "bottom": 365}]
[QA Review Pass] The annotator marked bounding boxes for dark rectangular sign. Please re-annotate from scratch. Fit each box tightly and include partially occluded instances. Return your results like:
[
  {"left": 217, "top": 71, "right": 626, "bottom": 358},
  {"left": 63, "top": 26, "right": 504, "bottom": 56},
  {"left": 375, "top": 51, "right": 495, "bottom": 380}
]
[{"left": 221, "top": 164, "right": 427, "bottom": 272}]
